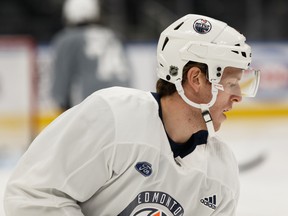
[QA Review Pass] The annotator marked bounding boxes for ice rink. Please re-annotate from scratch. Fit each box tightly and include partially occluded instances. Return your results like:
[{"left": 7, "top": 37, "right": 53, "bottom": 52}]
[
  {"left": 219, "top": 117, "right": 288, "bottom": 216},
  {"left": 0, "top": 117, "right": 287, "bottom": 216}
]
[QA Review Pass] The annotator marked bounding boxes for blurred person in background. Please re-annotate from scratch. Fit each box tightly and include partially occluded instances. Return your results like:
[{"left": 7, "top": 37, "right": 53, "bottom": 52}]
[{"left": 50, "top": 0, "right": 131, "bottom": 111}]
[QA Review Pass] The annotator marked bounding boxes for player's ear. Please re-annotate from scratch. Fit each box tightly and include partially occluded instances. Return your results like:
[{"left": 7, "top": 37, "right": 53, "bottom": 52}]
[{"left": 186, "top": 67, "right": 203, "bottom": 92}]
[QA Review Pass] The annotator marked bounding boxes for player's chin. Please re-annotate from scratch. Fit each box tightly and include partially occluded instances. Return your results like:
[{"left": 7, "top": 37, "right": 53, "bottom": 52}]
[
  {"left": 222, "top": 112, "right": 228, "bottom": 121},
  {"left": 213, "top": 113, "right": 227, "bottom": 131},
  {"left": 213, "top": 122, "right": 221, "bottom": 132}
]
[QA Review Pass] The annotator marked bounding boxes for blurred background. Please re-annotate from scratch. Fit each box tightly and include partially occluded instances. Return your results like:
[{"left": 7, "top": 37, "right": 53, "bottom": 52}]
[
  {"left": 0, "top": 0, "right": 288, "bottom": 42},
  {"left": 0, "top": 0, "right": 288, "bottom": 215}
]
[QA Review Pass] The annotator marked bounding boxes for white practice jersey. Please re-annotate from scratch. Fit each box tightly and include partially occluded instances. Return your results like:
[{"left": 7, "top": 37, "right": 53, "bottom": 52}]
[{"left": 4, "top": 87, "right": 240, "bottom": 216}]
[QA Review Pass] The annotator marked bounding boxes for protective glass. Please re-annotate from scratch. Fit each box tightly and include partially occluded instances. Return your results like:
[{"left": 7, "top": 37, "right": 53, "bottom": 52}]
[{"left": 215, "top": 68, "right": 260, "bottom": 97}]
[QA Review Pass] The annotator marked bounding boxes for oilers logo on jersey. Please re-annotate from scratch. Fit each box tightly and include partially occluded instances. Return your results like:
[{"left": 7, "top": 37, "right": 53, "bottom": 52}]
[
  {"left": 118, "top": 191, "right": 184, "bottom": 216},
  {"left": 133, "top": 208, "right": 168, "bottom": 216}
]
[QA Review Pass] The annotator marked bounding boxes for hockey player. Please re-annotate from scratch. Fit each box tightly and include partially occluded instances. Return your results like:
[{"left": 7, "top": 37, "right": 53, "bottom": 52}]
[
  {"left": 50, "top": 0, "right": 130, "bottom": 111},
  {"left": 4, "top": 14, "right": 260, "bottom": 215}
]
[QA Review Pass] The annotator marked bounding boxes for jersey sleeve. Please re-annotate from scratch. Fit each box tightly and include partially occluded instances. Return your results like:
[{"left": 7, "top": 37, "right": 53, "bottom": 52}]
[
  {"left": 210, "top": 189, "right": 239, "bottom": 216},
  {"left": 4, "top": 93, "right": 116, "bottom": 216},
  {"left": 209, "top": 136, "right": 241, "bottom": 216}
]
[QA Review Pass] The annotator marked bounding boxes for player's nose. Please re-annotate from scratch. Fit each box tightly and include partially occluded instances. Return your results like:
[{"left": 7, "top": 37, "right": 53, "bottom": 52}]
[{"left": 231, "top": 94, "right": 242, "bottom": 103}]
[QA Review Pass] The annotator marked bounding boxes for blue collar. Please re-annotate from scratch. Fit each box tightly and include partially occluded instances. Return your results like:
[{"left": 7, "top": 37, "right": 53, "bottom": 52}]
[{"left": 151, "top": 92, "right": 208, "bottom": 158}]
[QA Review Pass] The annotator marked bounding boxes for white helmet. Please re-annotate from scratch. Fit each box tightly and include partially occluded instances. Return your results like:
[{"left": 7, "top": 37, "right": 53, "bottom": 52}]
[
  {"left": 157, "top": 14, "right": 252, "bottom": 84},
  {"left": 63, "top": 0, "right": 100, "bottom": 25},
  {"left": 157, "top": 14, "right": 260, "bottom": 135}
]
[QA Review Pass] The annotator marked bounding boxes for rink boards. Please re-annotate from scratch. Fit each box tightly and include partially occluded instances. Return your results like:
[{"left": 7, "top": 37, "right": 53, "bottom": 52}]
[{"left": 0, "top": 40, "right": 288, "bottom": 148}]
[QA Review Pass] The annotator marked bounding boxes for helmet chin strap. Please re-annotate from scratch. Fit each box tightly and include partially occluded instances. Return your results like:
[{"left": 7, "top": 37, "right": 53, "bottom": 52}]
[{"left": 174, "top": 80, "right": 219, "bottom": 137}]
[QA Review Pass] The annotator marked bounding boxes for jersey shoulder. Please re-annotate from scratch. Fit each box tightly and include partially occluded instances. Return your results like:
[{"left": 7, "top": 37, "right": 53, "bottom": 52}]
[{"left": 88, "top": 87, "right": 163, "bottom": 141}]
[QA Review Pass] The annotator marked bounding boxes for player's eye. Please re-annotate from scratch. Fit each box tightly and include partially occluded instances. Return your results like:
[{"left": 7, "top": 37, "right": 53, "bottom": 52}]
[{"left": 227, "top": 82, "right": 238, "bottom": 88}]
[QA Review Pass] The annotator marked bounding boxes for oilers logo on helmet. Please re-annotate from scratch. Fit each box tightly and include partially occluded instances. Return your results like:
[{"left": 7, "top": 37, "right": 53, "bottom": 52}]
[{"left": 193, "top": 19, "right": 212, "bottom": 34}]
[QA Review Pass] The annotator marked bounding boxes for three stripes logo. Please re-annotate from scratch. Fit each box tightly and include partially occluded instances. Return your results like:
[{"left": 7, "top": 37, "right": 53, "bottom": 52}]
[{"left": 200, "top": 195, "right": 217, "bottom": 210}]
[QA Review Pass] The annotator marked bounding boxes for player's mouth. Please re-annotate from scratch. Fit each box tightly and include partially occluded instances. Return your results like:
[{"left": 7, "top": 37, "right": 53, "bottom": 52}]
[
  {"left": 223, "top": 108, "right": 231, "bottom": 113},
  {"left": 222, "top": 107, "right": 232, "bottom": 119}
]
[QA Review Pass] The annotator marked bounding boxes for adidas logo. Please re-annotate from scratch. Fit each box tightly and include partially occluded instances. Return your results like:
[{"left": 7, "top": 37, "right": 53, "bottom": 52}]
[{"left": 200, "top": 195, "right": 217, "bottom": 210}]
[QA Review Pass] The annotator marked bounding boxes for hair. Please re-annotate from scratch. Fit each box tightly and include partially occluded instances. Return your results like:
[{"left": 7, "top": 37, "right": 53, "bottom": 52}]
[{"left": 156, "top": 61, "right": 208, "bottom": 96}]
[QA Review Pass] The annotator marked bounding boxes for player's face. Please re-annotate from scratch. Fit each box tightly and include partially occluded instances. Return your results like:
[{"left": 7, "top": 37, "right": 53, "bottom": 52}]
[{"left": 209, "top": 67, "right": 243, "bottom": 131}]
